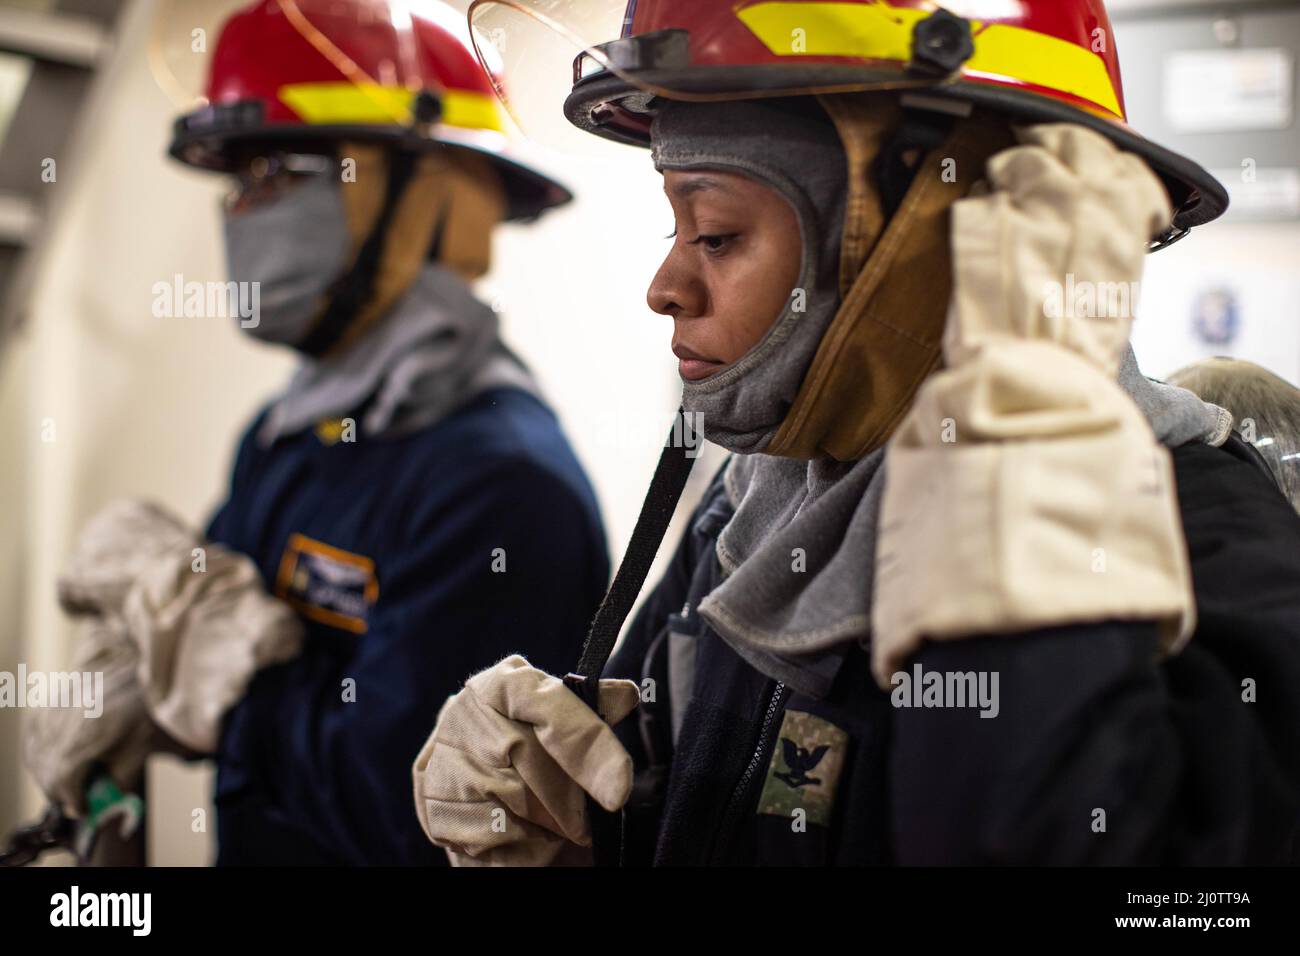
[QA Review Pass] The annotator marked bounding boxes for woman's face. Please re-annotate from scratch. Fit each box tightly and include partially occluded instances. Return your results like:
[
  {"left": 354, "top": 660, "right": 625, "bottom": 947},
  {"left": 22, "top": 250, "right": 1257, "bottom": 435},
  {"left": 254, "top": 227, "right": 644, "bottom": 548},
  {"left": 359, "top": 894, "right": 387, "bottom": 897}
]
[{"left": 648, "top": 169, "right": 803, "bottom": 382}]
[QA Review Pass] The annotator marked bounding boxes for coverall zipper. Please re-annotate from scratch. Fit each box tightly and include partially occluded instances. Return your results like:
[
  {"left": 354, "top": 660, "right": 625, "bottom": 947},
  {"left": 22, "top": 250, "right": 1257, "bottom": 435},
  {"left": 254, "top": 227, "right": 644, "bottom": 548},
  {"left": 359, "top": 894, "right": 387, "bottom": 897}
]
[{"left": 715, "top": 680, "right": 788, "bottom": 861}]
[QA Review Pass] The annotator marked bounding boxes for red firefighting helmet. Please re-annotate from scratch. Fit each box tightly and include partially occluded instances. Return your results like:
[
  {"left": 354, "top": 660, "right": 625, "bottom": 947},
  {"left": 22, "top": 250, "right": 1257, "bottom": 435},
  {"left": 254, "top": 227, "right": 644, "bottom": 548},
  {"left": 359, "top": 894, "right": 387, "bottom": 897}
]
[
  {"left": 168, "top": 0, "right": 570, "bottom": 222},
  {"left": 469, "top": 0, "right": 1227, "bottom": 245}
]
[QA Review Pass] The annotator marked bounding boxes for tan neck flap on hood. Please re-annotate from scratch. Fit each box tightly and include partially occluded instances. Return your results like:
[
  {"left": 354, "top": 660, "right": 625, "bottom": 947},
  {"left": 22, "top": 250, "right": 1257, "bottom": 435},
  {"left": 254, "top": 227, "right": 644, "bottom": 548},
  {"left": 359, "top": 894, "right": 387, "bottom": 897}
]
[
  {"left": 764, "top": 96, "right": 1017, "bottom": 462},
  {"left": 324, "top": 142, "right": 506, "bottom": 357}
]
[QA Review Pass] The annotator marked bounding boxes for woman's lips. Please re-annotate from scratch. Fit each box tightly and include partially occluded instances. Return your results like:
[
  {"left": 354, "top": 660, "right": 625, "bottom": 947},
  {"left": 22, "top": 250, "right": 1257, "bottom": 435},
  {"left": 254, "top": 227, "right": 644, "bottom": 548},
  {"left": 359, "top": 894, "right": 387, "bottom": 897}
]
[{"left": 672, "top": 343, "right": 725, "bottom": 382}]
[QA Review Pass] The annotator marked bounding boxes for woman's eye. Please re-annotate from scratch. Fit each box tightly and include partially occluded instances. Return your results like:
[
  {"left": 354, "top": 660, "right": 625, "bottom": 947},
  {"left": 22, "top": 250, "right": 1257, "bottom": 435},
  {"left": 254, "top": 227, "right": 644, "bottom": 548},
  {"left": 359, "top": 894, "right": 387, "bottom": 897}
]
[{"left": 690, "top": 233, "right": 738, "bottom": 253}]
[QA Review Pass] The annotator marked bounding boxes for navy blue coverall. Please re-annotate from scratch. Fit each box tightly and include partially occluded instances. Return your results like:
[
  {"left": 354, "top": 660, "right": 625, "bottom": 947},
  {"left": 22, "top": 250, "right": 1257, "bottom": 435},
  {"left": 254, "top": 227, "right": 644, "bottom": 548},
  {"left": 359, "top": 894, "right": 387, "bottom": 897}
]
[{"left": 207, "top": 386, "right": 608, "bottom": 865}]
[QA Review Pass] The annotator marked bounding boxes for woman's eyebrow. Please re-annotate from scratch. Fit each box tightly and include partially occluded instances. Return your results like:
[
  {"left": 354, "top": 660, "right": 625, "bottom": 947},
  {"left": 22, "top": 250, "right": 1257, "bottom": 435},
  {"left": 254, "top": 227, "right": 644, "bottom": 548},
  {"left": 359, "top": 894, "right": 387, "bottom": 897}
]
[{"left": 667, "top": 175, "right": 731, "bottom": 199}]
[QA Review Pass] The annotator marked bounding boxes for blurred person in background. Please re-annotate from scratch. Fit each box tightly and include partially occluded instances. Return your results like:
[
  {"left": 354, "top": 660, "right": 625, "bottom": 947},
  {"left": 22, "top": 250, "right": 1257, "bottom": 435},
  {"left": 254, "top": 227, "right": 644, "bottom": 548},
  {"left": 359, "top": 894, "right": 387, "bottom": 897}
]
[
  {"left": 161, "top": 0, "right": 607, "bottom": 865},
  {"left": 413, "top": 0, "right": 1300, "bottom": 866},
  {"left": 1169, "top": 358, "right": 1300, "bottom": 513}
]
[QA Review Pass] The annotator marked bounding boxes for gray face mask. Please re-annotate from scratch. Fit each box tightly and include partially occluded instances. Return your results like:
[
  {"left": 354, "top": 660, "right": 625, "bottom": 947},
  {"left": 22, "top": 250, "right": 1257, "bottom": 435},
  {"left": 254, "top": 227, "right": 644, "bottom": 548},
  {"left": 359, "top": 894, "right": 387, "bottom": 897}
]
[{"left": 222, "top": 172, "right": 353, "bottom": 347}]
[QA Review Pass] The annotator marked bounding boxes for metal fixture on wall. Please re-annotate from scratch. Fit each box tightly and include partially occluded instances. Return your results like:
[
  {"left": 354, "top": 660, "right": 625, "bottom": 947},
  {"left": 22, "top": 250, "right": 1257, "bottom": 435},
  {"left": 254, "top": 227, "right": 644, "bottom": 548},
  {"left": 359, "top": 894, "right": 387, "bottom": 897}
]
[
  {"left": 1111, "top": 0, "right": 1299, "bottom": 223},
  {"left": 0, "top": 0, "right": 130, "bottom": 348}
]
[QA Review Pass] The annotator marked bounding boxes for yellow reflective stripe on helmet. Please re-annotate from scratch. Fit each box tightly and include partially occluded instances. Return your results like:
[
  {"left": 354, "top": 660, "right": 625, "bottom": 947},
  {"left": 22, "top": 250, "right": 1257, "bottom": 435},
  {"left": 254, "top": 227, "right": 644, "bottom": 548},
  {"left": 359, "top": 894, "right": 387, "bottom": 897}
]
[
  {"left": 278, "top": 82, "right": 506, "bottom": 132},
  {"left": 967, "top": 21, "right": 1122, "bottom": 118},
  {"left": 735, "top": 1, "right": 1122, "bottom": 118},
  {"left": 740, "top": 1, "right": 918, "bottom": 61}
]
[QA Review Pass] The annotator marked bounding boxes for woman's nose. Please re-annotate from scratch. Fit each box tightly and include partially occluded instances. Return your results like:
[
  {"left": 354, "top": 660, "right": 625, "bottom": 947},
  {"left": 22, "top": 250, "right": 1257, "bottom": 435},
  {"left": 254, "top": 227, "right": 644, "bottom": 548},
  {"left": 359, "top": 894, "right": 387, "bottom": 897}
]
[{"left": 647, "top": 247, "right": 705, "bottom": 318}]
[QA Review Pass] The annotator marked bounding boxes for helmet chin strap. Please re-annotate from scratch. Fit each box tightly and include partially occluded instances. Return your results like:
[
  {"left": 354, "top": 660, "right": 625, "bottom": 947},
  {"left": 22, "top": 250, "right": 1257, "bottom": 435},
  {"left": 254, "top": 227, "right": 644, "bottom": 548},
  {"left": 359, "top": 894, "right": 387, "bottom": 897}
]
[
  {"left": 297, "top": 93, "right": 459, "bottom": 358},
  {"left": 297, "top": 146, "right": 420, "bottom": 358},
  {"left": 872, "top": 107, "right": 958, "bottom": 221}
]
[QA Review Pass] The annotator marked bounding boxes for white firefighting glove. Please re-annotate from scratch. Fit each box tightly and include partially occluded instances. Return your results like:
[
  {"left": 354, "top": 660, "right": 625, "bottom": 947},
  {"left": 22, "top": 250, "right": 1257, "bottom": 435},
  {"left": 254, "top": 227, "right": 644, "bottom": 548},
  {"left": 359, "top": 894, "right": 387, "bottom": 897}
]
[
  {"left": 25, "top": 500, "right": 303, "bottom": 814},
  {"left": 412, "top": 655, "right": 640, "bottom": 867},
  {"left": 871, "top": 123, "right": 1196, "bottom": 686},
  {"left": 121, "top": 532, "right": 303, "bottom": 753},
  {"left": 22, "top": 616, "right": 170, "bottom": 817}
]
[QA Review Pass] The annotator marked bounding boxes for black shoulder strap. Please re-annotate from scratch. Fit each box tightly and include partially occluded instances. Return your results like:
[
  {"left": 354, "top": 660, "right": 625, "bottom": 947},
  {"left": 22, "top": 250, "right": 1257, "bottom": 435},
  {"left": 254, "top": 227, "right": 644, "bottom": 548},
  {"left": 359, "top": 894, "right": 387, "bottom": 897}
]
[
  {"left": 570, "top": 408, "right": 699, "bottom": 685},
  {"left": 564, "top": 408, "right": 698, "bottom": 866}
]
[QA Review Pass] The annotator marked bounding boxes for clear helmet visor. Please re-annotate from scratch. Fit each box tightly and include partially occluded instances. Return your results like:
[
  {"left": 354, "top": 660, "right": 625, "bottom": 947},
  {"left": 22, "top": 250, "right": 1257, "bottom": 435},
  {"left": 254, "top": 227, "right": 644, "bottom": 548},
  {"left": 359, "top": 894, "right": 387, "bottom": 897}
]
[
  {"left": 156, "top": 1, "right": 576, "bottom": 220},
  {"left": 465, "top": 0, "right": 1215, "bottom": 250},
  {"left": 467, "top": 0, "right": 941, "bottom": 152},
  {"left": 148, "top": 0, "right": 250, "bottom": 109},
  {"left": 468, "top": 0, "right": 634, "bottom": 154},
  {"left": 153, "top": 1, "right": 481, "bottom": 123}
]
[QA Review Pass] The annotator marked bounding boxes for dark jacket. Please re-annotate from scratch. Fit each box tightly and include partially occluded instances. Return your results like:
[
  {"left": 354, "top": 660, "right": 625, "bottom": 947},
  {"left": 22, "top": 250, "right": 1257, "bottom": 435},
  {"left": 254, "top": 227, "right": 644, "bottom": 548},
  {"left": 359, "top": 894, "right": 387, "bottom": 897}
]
[
  {"left": 208, "top": 387, "right": 608, "bottom": 865},
  {"left": 607, "top": 435, "right": 1300, "bottom": 865}
]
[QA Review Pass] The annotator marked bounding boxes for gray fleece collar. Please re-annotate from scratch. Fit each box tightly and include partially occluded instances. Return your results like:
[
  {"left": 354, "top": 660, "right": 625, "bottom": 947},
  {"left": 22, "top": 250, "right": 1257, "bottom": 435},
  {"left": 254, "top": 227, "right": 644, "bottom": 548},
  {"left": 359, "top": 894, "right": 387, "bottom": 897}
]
[
  {"left": 700, "top": 345, "right": 1231, "bottom": 699},
  {"left": 259, "top": 263, "right": 539, "bottom": 444}
]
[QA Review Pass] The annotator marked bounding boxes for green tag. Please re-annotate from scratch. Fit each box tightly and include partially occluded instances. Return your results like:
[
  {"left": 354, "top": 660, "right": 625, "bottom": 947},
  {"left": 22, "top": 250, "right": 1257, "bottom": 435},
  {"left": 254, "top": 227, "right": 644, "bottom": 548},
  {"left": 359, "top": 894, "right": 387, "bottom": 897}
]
[
  {"left": 82, "top": 773, "right": 143, "bottom": 838},
  {"left": 757, "top": 710, "right": 848, "bottom": 827}
]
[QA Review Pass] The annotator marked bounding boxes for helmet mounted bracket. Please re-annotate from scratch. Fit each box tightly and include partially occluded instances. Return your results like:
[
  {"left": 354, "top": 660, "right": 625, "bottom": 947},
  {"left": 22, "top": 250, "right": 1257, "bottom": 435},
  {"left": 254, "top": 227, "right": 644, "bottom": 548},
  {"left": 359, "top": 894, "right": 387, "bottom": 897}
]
[{"left": 907, "top": 10, "right": 976, "bottom": 80}]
